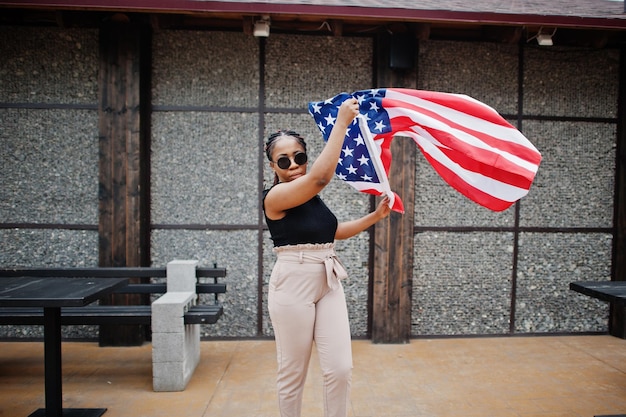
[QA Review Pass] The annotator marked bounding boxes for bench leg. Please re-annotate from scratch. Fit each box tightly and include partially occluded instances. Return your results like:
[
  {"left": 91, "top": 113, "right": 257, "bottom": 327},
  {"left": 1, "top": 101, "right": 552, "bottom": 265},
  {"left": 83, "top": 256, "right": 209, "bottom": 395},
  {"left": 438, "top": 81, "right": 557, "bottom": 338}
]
[
  {"left": 43, "top": 307, "right": 63, "bottom": 417},
  {"left": 151, "top": 291, "right": 200, "bottom": 392},
  {"left": 152, "top": 324, "right": 200, "bottom": 391},
  {"left": 36, "top": 309, "right": 108, "bottom": 417}
]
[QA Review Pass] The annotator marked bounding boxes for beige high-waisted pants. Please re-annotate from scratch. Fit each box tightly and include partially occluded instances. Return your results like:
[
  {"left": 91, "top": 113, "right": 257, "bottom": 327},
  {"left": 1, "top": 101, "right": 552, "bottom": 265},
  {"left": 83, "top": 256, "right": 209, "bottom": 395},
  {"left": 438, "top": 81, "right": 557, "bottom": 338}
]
[{"left": 268, "top": 243, "right": 352, "bottom": 417}]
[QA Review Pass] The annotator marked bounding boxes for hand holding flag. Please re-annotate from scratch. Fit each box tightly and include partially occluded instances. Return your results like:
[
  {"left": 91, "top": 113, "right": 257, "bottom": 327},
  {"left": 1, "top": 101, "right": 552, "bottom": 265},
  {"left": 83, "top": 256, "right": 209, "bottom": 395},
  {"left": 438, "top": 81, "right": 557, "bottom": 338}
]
[{"left": 308, "top": 89, "right": 541, "bottom": 213}]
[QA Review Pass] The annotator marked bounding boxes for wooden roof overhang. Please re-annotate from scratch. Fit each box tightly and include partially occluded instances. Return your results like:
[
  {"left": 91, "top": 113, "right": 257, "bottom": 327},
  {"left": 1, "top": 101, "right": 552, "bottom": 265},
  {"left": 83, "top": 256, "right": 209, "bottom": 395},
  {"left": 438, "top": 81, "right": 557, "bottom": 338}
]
[{"left": 1, "top": 0, "right": 625, "bottom": 47}]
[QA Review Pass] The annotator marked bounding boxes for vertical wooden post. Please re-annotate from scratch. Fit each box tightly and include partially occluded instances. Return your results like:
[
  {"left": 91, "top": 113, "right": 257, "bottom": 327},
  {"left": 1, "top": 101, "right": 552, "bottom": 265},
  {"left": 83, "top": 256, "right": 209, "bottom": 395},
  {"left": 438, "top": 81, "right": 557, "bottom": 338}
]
[
  {"left": 371, "top": 32, "right": 417, "bottom": 343},
  {"left": 372, "top": 139, "right": 416, "bottom": 343},
  {"left": 611, "top": 45, "right": 626, "bottom": 339},
  {"left": 98, "top": 17, "right": 151, "bottom": 346}
]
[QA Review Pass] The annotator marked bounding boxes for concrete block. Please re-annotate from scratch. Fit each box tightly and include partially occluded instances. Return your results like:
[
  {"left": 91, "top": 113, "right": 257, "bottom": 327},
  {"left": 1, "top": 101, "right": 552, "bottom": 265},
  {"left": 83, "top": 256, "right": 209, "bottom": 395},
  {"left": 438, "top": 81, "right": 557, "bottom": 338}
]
[
  {"left": 151, "top": 291, "right": 194, "bottom": 333},
  {"left": 184, "top": 324, "right": 200, "bottom": 367},
  {"left": 151, "top": 261, "right": 203, "bottom": 392},
  {"left": 152, "top": 331, "right": 185, "bottom": 363},
  {"left": 152, "top": 327, "right": 199, "bottom": 362},
  {"left": 153, "top": 361, "right": 186, "bottom": 392},
  {"left": 152, "top": 325, "right": 200, "bottom": 392},
  {"left": 166, "top": 259, "right": 198, "bottom": 292}
]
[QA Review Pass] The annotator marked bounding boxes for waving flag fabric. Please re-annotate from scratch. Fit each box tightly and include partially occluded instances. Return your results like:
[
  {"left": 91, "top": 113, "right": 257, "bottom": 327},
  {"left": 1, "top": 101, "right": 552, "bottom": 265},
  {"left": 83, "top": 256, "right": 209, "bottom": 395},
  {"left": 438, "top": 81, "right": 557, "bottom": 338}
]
[{"left": 308, "top": 88, "right": 541, "bottom": 213}]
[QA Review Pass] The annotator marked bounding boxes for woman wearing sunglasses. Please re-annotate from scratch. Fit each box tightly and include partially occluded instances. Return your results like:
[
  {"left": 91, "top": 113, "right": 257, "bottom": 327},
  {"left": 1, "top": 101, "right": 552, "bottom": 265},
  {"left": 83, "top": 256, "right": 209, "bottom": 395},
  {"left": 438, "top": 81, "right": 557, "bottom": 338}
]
[{"left": 263, "top": 98, "right": 391, "bottom": 417}]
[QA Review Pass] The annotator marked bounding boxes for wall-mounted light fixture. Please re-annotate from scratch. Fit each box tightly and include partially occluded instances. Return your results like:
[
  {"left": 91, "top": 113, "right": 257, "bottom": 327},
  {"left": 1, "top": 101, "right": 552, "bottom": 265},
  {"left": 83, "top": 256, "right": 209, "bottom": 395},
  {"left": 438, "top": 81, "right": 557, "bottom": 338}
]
[
  {"left": 253, "top": 16, "right": 270, "bottom": 37},
  {"left": 531, "top": 27, "right": 557, "bottom": 46},
  {"left": 537, "top": 32, "right": 553, "bottom": 46}
]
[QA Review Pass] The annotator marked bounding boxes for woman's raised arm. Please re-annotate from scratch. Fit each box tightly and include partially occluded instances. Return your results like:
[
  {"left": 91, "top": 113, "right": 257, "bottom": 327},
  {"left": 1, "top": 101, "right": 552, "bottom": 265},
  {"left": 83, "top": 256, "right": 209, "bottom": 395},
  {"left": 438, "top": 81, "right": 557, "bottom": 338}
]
[{"left": 264, "top": 98, "right": 359, "bottom": 216}]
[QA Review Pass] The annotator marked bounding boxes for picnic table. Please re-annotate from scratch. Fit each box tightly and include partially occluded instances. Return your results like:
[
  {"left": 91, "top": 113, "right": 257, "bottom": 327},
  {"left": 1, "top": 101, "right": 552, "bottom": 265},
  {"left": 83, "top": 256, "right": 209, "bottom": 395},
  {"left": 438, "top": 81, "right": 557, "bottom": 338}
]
[
  {"left": 0, "top": 276, "right": 128, "bottom": 417},
  {"left": 0, "top": 261, "right": 227, "bottom": 392},
  {"left": 570, "top": 281, "right": 626, "bottom": 417},
  {"left": 569, "top": 281, "right": 626, "bottom": 306}
]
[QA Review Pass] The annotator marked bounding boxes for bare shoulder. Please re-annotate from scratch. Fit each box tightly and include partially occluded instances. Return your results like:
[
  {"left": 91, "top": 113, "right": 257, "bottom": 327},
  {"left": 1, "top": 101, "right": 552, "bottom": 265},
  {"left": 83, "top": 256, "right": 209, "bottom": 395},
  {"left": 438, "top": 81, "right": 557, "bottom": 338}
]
[{"left": 264, "top": 177, "right": 323, "bottom": 219}]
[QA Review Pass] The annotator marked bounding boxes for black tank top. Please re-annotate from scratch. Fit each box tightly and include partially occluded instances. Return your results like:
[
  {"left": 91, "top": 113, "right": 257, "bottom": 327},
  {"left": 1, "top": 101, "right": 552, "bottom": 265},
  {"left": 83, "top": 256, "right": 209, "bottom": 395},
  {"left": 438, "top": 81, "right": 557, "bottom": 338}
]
[{"left": 263, "top": 189, "right": 338, "bottom": 247}]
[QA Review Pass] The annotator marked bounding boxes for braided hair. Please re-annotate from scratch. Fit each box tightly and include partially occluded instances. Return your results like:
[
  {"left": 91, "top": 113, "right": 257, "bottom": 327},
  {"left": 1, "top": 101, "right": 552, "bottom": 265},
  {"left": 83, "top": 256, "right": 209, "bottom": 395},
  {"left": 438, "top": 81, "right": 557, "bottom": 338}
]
[{"left": 265, "top": 130, "right": 308, "bottom": 185}]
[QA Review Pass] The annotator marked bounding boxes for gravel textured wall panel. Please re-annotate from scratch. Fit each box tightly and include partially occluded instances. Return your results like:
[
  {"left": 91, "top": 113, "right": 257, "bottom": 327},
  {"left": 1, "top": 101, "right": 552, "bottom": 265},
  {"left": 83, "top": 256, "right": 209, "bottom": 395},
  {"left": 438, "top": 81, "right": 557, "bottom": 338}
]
[
  {"left": 414, "top": 146, "right": 516, "bottom": 228},
  {"left": 415, "top": 41, "right": 519, "bottom": 226},
  {"left": 418, "top": 40, "right": 518, "bottom": 115},
  {"left": 1, "top": 27, "right": 102, "bottom": 339},
  {"left": 0, "top": 27, "right": 98, "bottom": 104},
  {"left": 152, "top": 31, "right": 259, "bottom": 107},
  {"left": 0, "top": 109, "right": 99, "bottom": 225},
  {"left": 413, "top": 232, "right": 514, "bottom": 336},
  {"left": 516, "top": 233, "right": 611, "bottom": 333},
  {"left": 0, "top": 229, "right": 98, "bottom": 267},
  {"left": 519, "top": 121, "right": 615, "bottom": 228},
  {"left": 413, "top": 40, "right": 617, "bottom": 337},
  {"left": 524, "top": 47, "right": 619, "bottom": 118},
  {"left": 333, "top": 231, "right": 371, "bottom": 336},
  {"left": 151, "top": 111, "right": 259, "bottom": 225},
  {"left": 265, "top": 34, "right": 373, "bottom": 108},
  {"left": 261, "top": 231, "right": 274, "bottom": 336},
  {"left": 151, "top": 229, "right": 258, "bottom": 337},
  {"left": 1, "top": 25, "right": 99, "bottom": 227}
]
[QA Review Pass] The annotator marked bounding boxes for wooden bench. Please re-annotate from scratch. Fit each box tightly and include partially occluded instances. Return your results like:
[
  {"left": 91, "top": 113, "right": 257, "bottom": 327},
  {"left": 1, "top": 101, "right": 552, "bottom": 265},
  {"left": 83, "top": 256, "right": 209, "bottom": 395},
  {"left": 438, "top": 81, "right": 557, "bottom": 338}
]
[{"left": 0, "top": 260, "right": 226, "bottom": 391}]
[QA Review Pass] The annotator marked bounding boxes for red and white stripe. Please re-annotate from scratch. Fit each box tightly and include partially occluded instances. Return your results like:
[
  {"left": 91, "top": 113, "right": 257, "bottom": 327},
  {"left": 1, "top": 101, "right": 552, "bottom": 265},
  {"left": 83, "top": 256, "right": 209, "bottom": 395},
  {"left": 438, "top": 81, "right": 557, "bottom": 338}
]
[{"left": 378, "top": 89, "right": 541, "bottom": 212}]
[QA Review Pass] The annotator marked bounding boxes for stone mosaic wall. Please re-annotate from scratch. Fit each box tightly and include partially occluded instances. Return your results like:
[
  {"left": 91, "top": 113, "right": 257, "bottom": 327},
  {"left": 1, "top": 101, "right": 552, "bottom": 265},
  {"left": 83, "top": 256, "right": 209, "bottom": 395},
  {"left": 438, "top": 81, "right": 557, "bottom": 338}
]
[
  {"left": 413, "top": 232, "right": 514, "bottom": 336},
  {"left": 151, "top": 32, "right": 374, "bottom": 337},
  {"left": 413, "top": 41, "right": 618, "bottom": 335},
  {"left": 523, "top": 47, "right": 619, "bottom": 118},
  {"left": 0, "top": 27, "right": 620, "bottom": 339},
  {"left": 516, "top": 232, "right": 612, "bottom": 333},
  {"left": 0, "top": 27, "right": 100, "bottom": 338},
  {"left": 151, "top": 111, "right": 259, "bottom": 226}
]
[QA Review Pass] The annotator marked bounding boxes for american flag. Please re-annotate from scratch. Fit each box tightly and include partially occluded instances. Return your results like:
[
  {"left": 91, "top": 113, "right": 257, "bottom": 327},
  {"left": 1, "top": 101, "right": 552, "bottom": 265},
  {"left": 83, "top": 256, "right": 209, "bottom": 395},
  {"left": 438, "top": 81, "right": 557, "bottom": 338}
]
[{"left": 308, "top": 88, "right": 541, "bottom": 213}]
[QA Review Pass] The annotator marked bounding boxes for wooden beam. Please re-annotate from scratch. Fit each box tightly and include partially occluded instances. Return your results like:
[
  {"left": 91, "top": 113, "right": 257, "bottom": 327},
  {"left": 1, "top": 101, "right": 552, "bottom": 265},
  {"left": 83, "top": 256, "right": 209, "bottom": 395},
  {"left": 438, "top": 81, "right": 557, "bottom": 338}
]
[
  {"left": 372, "top": 139, "right": 416, "bottom": 343},
  {"left": 482, "top": 25, "right": 523, "bottom": 43},
  {"left": 329, "top": 19, "right": 343, "bottom": 36},
  {"left": 416, "top": 23, "right": 431, "bottom": 41},
  {"left": 611, "top": 45, "right": 626, "bottom": 339},
  {"left": 98, "top": 18, "right": 151, "bottom": 346},
  {"left": 371, "top": 33, "right": 416, "bottom": 343}
]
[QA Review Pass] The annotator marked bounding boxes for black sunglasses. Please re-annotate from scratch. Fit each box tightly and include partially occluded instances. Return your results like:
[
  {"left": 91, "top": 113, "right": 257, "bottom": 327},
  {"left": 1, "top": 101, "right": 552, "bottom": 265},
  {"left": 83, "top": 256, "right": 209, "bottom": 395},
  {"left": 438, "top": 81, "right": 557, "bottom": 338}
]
[{"left": 275, "top": 152, "right": 308, "bottom": 170}]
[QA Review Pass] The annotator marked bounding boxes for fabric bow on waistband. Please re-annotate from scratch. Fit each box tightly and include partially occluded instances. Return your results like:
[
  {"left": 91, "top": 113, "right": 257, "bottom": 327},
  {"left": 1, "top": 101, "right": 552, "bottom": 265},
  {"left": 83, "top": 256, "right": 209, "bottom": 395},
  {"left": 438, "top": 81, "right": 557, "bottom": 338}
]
[{"left": 323, "top": 254, "right": 348, "bottom": 290}]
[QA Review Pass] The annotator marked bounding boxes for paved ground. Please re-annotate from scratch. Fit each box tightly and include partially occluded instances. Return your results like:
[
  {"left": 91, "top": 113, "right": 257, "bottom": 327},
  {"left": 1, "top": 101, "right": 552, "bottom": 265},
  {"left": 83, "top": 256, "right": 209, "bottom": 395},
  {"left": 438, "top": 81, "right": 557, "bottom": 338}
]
[{"left": 1, "top": 335, "right": 625, "bottom": 417}]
